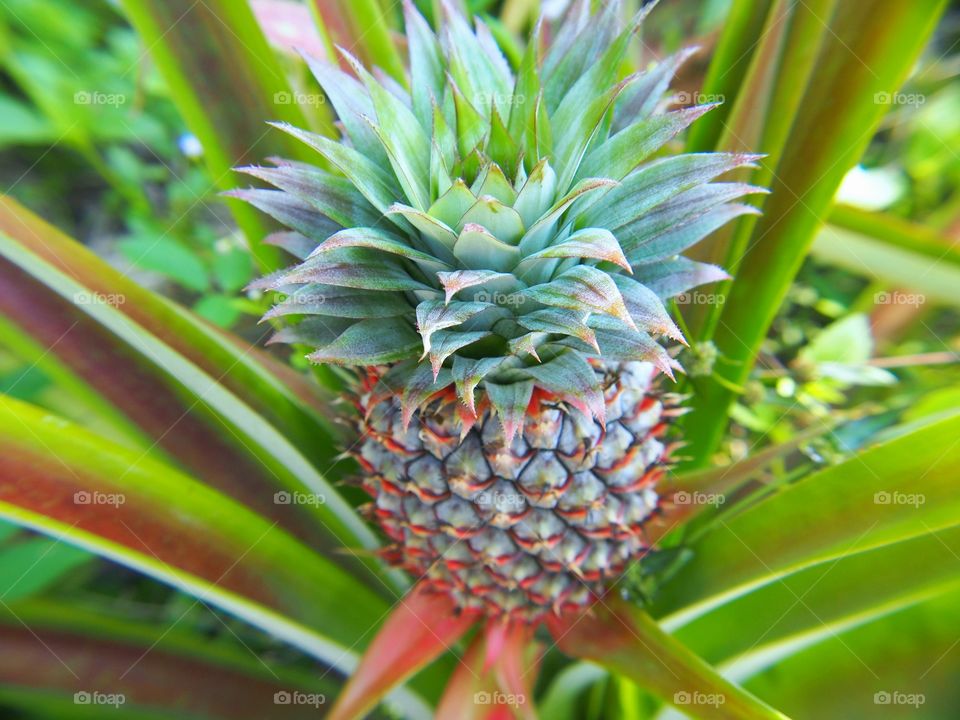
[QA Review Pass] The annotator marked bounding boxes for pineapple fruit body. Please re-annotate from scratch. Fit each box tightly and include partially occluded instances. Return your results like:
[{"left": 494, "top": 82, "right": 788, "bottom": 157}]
[
  {"left": 356, "top": 361, "right": 676, "bottom": 618},
  {"left": 236, "top": 1, "right": 761, "bottom": 620}
]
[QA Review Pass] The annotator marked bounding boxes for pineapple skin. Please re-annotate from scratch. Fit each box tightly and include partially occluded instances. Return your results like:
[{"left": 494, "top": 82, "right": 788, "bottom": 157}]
[{"left": 355, "top": 361, "right": 675, "bottom": 619}]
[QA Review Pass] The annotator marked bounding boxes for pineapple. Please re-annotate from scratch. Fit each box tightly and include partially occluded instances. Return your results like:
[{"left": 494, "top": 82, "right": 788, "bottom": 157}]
[{"left": 233, "top": 0, "right": 763, "bottom": 620}]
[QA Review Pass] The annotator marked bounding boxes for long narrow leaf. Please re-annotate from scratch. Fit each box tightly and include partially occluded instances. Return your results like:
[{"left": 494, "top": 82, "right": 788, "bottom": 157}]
[
  {"left": 0, "top": 197, "right": 345, "bottom": 468},
  {"left": 684, "top": 0, "right": 947, "bottom": 463},
  {"left": 0, "top": 397, "right": 384, "bottom": 662},
  {"left": 740, "top": 588, "right": 960, "bottom": 718},
  {"left": 311, "top": 0, "right": 406, "bottom": 83},
  {"left": 0, "top": 600, "right": 342, "bottom": 720},
  {"left": 812, "top": 205, "right": 960, "bottom": 307},
  {"left": 0, "top": 221, "right": 397, "bottom": 592},
  {"left": 684, "top": 0, "right": 776, "bottom": 153},
  {"left": 328, "top": 583, "right": 480, "bottom": 720},
  {"left": 546, "top": 599, "right": 788, "bottom": 720},
  {"left": 654, "top": 413, "right": 960, "bottom": 626},
  {"left": 675, "top": 525, "right": 960, "bottom": 675}
]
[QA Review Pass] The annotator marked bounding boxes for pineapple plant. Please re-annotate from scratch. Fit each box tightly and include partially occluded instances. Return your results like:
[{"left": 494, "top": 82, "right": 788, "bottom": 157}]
[
  {"left": 232, "top": 0, "right": 762, "bottom": 622},
  {"left": 0, "top": 0, "right": 953, "bottom": 718}
]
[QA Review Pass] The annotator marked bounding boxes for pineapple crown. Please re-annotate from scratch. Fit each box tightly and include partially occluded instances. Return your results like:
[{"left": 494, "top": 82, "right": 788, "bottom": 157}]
[{"left": 232, "top": 0, "right": 765, "bottom": 442}]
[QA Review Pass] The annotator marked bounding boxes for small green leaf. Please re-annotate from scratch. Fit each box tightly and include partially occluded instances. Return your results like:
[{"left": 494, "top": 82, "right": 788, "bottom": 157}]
[
  {"left": 525, "top": 228, "right": 631, "bottom": 271},
  {"left": 225, "top": 188, "right": 341, "bottom": 243},
  {"left": 523, "top": 266, "right": 634, "bottom": 328},
  {"left": 404, "top": 0, "right": 445, "bottom": 128},
  {"left": 452, "top": 355, "right": 510, "bottom": 413},
  {"left": 238, "top": 164, "right": 381, "bottom": 228},
  {"left": 428, "top": 179, "right": 479, "bottom": 230},
  {"left": 518, "top": 309, "right": 599, "bottom": 353},
  {"left": 119, "top": 237, "right": 209, "bottom": 292},
  {"left": 313, "top": 227, "right": 452, "bottom": 271},
  {"left": 513, "top": 160, "right": 558, "bottom": 228},
  {"left": 284, "top": 248, "right": 434, "bottom": 292},
  {"left": 344, "top": 51, "right": 431, "bottom": 210},
  {"left": 453, "top": 224, "right": 522, "bottom": 272},
  {"left": 485, "top": 379, "right": 535, "bottom": 444},
  {"left": 436, "top": 269, "right": 514, "bottom": 303},
  {"left": 192, "top": 294, "right": 242, "bottom": 328},
  {"left": 581, "top": 103, "right": 717, "bottom": 181},
  {"left": 308, "top": 319, "right": 421, "bottom": 365},
  {"left": 460, "top": 196, "right": 525, "bottom": 245},
  {"left": 800, "top": 314, "right": 874, "bottom": 365},
  {"left": 416, "top": 300, "right": 491, "bottom": 355},
  {"left": 521, "top": 351, "right": 604, "bottom": 421},
  {"left": 212, "top": 247, "right": 253, "bottom": 293}
]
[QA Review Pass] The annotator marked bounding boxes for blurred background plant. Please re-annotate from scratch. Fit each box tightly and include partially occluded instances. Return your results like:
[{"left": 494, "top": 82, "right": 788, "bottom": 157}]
[{"left": 0, "top": 0, "right": 957, "bottom": 718}]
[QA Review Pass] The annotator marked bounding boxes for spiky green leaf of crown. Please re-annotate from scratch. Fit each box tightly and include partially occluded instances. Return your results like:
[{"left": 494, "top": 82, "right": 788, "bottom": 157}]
[{"left": 232, "top": 0, "right": 765, "bottom": 439}]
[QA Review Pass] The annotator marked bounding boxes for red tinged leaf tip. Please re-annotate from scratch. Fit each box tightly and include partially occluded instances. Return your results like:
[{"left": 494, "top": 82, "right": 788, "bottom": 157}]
[
  {"left": 437, "top": 270, "right": 512, "bottom": 304},
  {"left": 436, "top": 620, "right": 539, "bottom": 720},
  {"left": 543, "top": 601, "right": 661, "bottom": 675},
  {"left": 327, "top": 583, "right": 481, "bottom": 720},
  {"left": 488, "top": 621, "right": 538, "bottom": 720},
  {"left": 484, "top": 620, "right": 511, "bottom": 673},
  {"left": 435, "top": 632, "right": 490, "bottom": 720}
]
